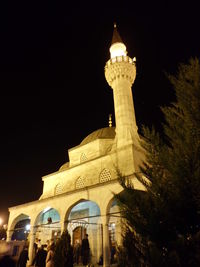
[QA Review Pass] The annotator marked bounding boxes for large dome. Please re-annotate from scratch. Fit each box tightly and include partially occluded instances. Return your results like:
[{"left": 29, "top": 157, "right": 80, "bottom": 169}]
[{"left": 80, "top": 127, "right": 116, "bottom": 145}]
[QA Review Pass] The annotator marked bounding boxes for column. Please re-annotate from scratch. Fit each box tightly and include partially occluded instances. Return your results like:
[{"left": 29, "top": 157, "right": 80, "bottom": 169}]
[
  {"left": 102, "top": 216, "right": 110, "bottom": 267},
  {"left": 6, "top": 229, "right": 13, "bottom": 241},
  {"left": 27, "top": 229, "right": 36, "bottom": 266},
  {"left": 60, "top": 218, "right": 66, "bottom": 234}
]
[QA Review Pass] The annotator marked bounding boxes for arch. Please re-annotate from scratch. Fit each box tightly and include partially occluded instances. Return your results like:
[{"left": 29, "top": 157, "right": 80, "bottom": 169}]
[
  {"left": 9, "top": 214, "right": 29, "bottom": 231},
  {"left": 9, "top": 214, "right": 30, "bottom": 241},
  {"left": 105, "top": 197, "right": 122, "bottom": 264},
  {"left": 67, "top": 200, "right": 101, "bottom": 226},
  {"left": 65, "top": 199, "right": 102, "bottom": 265},
  {"left": 33, "top": 207, "right": 61, "bottom": 245},
  {"left": 108, "top": 199, "right": 120, "bottom": 237},
  {"left": 99, "top": 168, "right": 111, "bottom": 183},
  {"left": 73, "top": 226, "right": 86, "bottom": 246},
  {"left": 64, "top": 199, "right": 86, "bottom": 223},
  {"left": 36, "top": 207, "right": 60, "bottom": 224}
]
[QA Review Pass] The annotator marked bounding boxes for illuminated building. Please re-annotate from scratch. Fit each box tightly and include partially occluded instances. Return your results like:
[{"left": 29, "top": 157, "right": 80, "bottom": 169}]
[{"left": 7, "top": 24, "right": 145, "bottom": 267}]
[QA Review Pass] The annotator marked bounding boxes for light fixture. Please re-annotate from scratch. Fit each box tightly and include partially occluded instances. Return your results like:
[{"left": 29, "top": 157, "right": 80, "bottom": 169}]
[{"left": 25, "top": 224, "right": 30, "bottom": 231}]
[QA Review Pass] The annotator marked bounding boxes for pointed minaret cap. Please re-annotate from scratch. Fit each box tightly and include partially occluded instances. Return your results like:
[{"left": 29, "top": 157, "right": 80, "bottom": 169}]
[
  {"left": 110, "top": 23, "right": 127, "bottom": 59},
  {"left": 111, "top": 23, "right": 123, "bottom": 44}
]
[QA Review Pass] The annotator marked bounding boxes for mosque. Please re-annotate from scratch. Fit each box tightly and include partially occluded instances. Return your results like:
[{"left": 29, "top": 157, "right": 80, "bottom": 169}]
[{"left": 6, "top": 25, "right": 145, "bottom": 266}]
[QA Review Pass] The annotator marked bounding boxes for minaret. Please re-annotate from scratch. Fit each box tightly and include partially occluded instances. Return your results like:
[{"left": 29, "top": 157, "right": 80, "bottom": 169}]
[{"left": 105, "top": 24, "right": 139, "bottom": 149}]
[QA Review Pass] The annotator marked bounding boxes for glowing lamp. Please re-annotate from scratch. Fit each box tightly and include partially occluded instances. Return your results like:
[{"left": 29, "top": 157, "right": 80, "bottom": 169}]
[
  {"left": 25, "top": 224, "right": 30, "bottom": 231},
  {"left": 110, "top": 42, "right": 127, "bottom": 59}
]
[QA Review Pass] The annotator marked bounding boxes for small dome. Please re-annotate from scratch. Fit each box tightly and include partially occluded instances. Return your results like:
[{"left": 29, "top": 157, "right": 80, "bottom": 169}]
[
  {"left": 80, "top": 127, "right": 116, "bottom": 146},
  {"left": 59, "top": 127, "right": 116, "bottom": 171},
  {"left": 59, "top": 162, "right": 69, "bottom": 171}
]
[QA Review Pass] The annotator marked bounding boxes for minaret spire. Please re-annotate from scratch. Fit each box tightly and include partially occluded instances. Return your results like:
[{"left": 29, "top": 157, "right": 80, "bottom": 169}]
[
  {"left": 111, "top": 23, "right": 123, "bottom": 45},
  {"left": 105, "top": 25, "right": 139, "bottom": 148},
  {"left": 109, "top": 24, "right": 127, "bottom": 59}
]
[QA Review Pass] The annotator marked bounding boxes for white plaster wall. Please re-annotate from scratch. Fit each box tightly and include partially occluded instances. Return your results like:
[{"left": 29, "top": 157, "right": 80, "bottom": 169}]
[{"left": 68, "top": 139, "right": 114, "bottom": 167}]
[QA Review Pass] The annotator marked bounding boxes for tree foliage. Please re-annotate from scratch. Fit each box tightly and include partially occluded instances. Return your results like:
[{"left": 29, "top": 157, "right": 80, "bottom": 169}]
[{"left": 116, "top": 58, "right": 200, "bottom": 267}]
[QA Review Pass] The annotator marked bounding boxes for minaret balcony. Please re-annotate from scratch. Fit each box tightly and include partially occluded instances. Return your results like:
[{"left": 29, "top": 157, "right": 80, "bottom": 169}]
[
  {"left": 105, "top": 55, "right": 136, "bottom": 87},
  {"left": 105, "top": 55, "right": 135, "bottom": 67}
]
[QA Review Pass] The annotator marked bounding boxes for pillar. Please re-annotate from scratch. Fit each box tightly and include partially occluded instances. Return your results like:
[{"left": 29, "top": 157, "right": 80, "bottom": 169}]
[
  {"left": 6, "top": 229, "right": 13, "bottom": 241},
  {"left": 102, "top": 216, "right": 110, "bottom": 267},
  {"left": 60, "top": 218, "right": 66, "bottom": 234},
  {"left": 27, "top": 228, "right": 36, "bottom": 266}
]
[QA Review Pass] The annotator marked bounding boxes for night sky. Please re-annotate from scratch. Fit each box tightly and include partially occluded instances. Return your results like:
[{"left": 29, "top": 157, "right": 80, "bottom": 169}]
[{"left": 0, "top": 1, "right": 200, "bottom": 223}]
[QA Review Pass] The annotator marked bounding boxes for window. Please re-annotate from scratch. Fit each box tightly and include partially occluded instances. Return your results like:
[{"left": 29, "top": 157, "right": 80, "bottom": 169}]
[
  {"left": 99, "top": 168, "right": 111, "bottom": 183},
  {"left": 55, "top": 183, "right": 63, "bottom": 195},
  {"left": 76, "top": 177, "right": 86, "bottom": 189},
  {"left": 80, "top": 153, "right": 87, "bottom": 163}
]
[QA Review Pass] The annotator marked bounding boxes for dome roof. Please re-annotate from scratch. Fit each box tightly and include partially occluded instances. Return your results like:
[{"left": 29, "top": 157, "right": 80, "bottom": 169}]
[
  {"left": 80, "top": 127, "right": 116, "bottom": 145},
  {"left": 59, "top": 162, "right": 69, "bottom": 171}
]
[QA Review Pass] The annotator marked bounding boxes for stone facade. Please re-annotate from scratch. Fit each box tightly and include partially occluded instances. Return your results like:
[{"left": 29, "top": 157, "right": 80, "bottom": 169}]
[{"left": 7, "top": 25, "right": 145, "bottom": 267}]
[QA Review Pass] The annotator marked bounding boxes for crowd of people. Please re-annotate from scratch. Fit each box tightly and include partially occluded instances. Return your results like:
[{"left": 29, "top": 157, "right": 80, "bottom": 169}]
[
  {"left": 0, "top": 233, "right": 117, "bottom": 266},
  {"left": 31, "top": 234, "right": 90, "bottom": 267},
  {"left": 0, "top": 243, "right": 17, "bottom": 267},
  {"left": 31, "top": 239, "right": 55, "bottom": 267},
  {"left": 0, "top": 233, "right": 91, "bottom": 267},
  {"left": 0, "top": 239, "right": 55, "bottom": 267},
  {"left": 73, "top": 234, "right": 90, "bottom": 266}
]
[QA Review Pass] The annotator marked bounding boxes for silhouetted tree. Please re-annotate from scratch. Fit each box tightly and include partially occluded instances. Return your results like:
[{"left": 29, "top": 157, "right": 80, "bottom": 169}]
[{"left": 116, "top": 58, "right": 200, "bottom": 267}]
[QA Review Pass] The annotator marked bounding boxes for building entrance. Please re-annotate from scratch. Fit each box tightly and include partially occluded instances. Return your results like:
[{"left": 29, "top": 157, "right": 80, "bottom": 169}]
[
  {"left": 73, "top": 226, "right": 86, "bottom": 245},
  {"left": 67, "top": 200, "right": 102, "bottom": 265}
]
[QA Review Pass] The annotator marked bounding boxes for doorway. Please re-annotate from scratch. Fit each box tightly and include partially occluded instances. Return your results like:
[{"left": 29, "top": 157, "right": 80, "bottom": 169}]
[{"left": 73, "top": 226, "right": 86, "bottom": 245}]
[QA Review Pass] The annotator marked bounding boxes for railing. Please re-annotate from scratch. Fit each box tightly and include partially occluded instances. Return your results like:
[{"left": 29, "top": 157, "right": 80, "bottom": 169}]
[{"left": 105, "top": 55, "right": 135, "bottom": 67}]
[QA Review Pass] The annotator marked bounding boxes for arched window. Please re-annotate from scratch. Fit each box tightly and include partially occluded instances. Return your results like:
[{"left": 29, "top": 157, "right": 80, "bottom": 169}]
[
  {"left": 99, "top": 168, "right": 111, "bottom": 183},
  {"left": 76, "top": 177, "right": 86, "bottom": 189},
  {"left": 55, "top": 183, "right": 63, "bottom": 195},
  {"left": 80, "top": 153, "right": 87, "bottom": 163}
]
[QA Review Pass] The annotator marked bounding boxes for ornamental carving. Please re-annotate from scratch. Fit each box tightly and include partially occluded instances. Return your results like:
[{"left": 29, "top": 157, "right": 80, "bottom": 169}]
[
  {"left": 99, "top": 168, "right": 111, "bottom": 183},
  {"left": 105, "top": 56, "right": 136, "bottom": 87},
  {"left": 76, "top": 176, "right": 86, "bottom": 189}
]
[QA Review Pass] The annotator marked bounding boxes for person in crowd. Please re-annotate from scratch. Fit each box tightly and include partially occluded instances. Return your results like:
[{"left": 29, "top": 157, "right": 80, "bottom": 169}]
[
  {"left": 37, "top": 239, "right": 42, "bottom": 249},
  {"left": 110, "top": 243, "right": 116, "bottom": 264},
  {"left": 81, "top": 234, "right": 90, "bottom": 266},
  {"left": 45, "top": 242, "right": 55, "bottom": 267},
  {"left": 33, "top": 238, "right": 39, "bottom": 256},
  {"left": 73, "top": 240, "right": 81, "bottom": 264},
  {"left": 0, "top": 242, "right": 16, "bottom": 267},
  {"left": 17, "top": 244, "right": 29, "bottom": 267},
  {"left": 98, "top": 254, "right": 103, "bottom": 265},
  {"left": 45, "top": 240, "right": 50, "bottom": 250},
  {"left": 33, "top": 244, "right": 47, "bottom": 267}
]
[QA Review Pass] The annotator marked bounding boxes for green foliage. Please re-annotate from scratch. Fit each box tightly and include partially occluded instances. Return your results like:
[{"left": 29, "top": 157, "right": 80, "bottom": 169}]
[
  {"left": 54, "top": 230, "right": 73, "bottom": 267},
  {"left": 117, "top": 227, "right": 148, "bottom": 267},
  {"left": 116, "top": 58, "right": 200, "bottom": 267}
]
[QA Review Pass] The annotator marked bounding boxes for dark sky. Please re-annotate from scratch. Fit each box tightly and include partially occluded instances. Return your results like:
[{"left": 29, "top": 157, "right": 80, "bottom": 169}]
[{"left": 0, "top": 1, "right": 200, "bottom": 223}]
